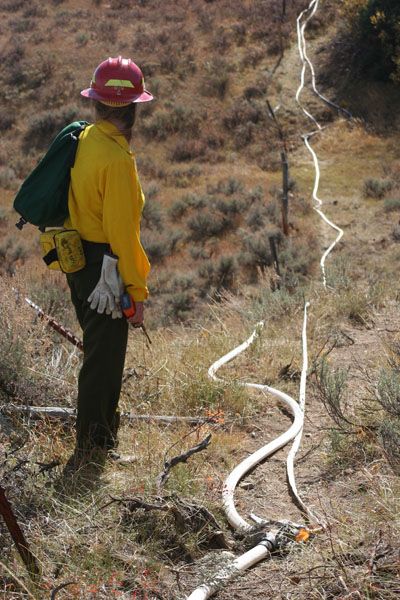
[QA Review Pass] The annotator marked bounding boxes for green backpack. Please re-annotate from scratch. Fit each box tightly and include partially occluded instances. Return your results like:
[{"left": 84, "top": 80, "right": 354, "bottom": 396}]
[{"left": 13, "top": 121, "right": 88, "bottom": 230}]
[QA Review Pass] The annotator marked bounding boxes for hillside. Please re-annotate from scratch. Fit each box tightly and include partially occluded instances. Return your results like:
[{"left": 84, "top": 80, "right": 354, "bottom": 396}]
[
  {"left": 0, "top": 0, "right": 330, "bottom": 326},
  {"left": 1, "top": 1, "right": 400, "bottom": 599}
]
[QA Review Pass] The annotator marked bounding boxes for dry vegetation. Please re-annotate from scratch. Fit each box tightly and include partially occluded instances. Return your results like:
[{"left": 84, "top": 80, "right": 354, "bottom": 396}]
[{"left": 1, "top": 0, "right": 400, "bottom": 599}]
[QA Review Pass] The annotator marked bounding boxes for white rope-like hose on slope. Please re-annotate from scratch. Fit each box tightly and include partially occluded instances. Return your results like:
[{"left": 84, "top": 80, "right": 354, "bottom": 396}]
[
  {"left": 186, "top": 308, "right": 311, "bottom": 600},
  {"left": 296, "top": 0, "right": 345, "bottom": 288},
  {"left": 187, "top": 2, "right": 344, "bottom": 597}
]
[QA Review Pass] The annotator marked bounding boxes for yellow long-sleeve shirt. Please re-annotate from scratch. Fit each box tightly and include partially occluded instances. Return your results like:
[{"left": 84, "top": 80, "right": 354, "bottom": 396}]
[{"left": 65, "top": 120, "right": 150, "bottom": 301}]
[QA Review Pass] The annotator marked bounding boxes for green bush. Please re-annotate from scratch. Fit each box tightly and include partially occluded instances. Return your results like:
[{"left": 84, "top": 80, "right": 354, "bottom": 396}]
[
  {"left": 239, "top": 228, "right": 274, "bottom": 271},
  {"left": 200, "top": 58, "right": 230, "bottom": 99},
  {"left": 10, "top": 18, "right": 36, "bottom": 33},
  {"left": 392, "top": 225, "right": 400, "bottom": 241},
  {"left": 363, "top": 177, "right": 392, "bottom": 198},
  {"left": 186, "top": 211, "right": 233, "bottom": 242},
  {"left": 0, "top": 110, "right": 15, "bottom": 132},
  {"left": 170, "top": 140, "right": 206, "bottom": 162},
  {"left": 142, "top": 105, "right": 200, "bottom": 141},
  {"left": 208, "top": 178, "right": 244, "bottom": 196},
  {"left": 165, "top": 291, "right": 194, "bottom": 321},
  {"left": 384, "top": 198, "right": 400, "bottom": 211},
  {"left": 168, "top": 199, "right": 188, "bottom": 220},
  {"left": 198, "top": 256, "right": 237, "bottom": 298},
  {"left": 23, "top": 105, "right": 80, "bottom": 151},
  {"left": 223, "top": 99, "right": 266, "bottom": 131},
  {"left": 343, "top": 0, "right": 400, "bottom": 83},
  {"left": 246, "top": 205, "right": 270, "bottom": 230},
  {"left": 142, "top": 199, "right": 164, "bottom": 231},
  {"left": 215, "top": 197, "right": 245, "bottom": 216},
  {"left": 0, "top": 167, "right": 18, "bottom": 190}
]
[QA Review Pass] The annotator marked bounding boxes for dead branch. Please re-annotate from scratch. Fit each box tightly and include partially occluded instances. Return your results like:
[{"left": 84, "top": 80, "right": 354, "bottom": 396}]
[
  {"left": 100, "top": 496, "right": 169, "bottom": 513},
  {"left": 3, "top": 405, "right": 218, "bottom": 426},
  {"left": 0, "top": 485, "right": 40, "bottom": 578},
  {"left": 156, "top": 434, "right": 212, "bottom": 491}
]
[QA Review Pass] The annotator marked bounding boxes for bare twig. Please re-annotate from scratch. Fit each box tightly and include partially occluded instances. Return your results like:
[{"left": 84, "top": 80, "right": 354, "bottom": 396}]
[
  {"left": 156, "top": 434, "right": 212, "bottom": 491},
  {"left": 50, "top": 581, "right": 77, "bottom": 599}
]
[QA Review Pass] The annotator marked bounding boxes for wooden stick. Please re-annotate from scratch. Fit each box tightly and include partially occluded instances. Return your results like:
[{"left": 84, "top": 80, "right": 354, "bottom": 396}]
[
  {"left": 156, "top": 434, "right": 212, "bottom": 491},
  {"left": 0, "top": 485, "right": 40, "bottom": 578}
]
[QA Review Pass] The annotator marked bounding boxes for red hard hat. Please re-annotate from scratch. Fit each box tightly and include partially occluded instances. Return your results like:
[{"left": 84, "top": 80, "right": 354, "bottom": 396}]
[{"left": 81, "top": 56, "right": 153, "bottom": 106}]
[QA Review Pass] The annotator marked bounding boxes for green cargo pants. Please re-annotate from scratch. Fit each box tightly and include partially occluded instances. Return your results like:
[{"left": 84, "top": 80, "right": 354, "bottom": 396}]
[{"left": 66, "top": 262, "right": 128, "bottom": 451}]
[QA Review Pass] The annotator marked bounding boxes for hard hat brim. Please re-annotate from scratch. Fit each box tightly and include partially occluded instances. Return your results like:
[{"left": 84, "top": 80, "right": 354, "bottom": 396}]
[{"left": 80, "top": 88, "right": 154, "bottom": 103}]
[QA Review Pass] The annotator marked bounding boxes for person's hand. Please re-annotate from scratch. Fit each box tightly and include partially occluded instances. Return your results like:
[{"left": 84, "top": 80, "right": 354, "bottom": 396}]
[{"left": 127, "top": 301, "right": 144, "bottom": 326}]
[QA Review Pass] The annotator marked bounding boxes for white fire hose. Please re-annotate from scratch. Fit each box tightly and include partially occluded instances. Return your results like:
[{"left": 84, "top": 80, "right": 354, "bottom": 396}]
[
  {"left": 186, "top": 1, "right": 348, "bottom": 597},
  {"left": 186, "top": 306, "right": 313, "bottom": 600},
  {"left": 296, "top": 0, "right": 346, "bottom": 288}
]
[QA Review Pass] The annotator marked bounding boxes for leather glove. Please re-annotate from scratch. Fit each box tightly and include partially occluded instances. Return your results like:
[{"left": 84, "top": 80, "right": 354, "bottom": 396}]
[{"left": 87, "top": 254, "right": 125, "bottom": 318}]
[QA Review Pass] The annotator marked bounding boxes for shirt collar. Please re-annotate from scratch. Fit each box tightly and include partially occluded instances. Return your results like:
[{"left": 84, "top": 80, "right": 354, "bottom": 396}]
[{"left": 95, "top": 119, "right": 130, "bottom": 152}]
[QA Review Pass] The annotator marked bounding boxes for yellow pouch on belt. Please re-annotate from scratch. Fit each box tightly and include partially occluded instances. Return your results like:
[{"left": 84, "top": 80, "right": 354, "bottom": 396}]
[{"left": 40, "top": 229, "right": 86, "bottom": 273}]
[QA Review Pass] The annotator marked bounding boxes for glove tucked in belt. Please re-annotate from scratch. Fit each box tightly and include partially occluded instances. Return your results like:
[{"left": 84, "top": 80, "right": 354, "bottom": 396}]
[{"left": 87, "top": 254, "right": 124, "bottom": 319}]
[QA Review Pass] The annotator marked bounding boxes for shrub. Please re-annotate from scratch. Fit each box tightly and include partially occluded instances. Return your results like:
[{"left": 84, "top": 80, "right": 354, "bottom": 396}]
[
  {"left": 141, "top": 232, "right": 169, "bottom": 263},
  {"left": 246, "top": 205, "right": 270, "bottom": 230},
  {"left": 379, "top": 419, "right": 400, "bottom": 474},
  {"left": 75, "top": 32, "right": 89, "bottom": 47},
  {"left": 97, "top": 20, "right": 117, "bottom": 43},
  {"left": 391, "top": 225, "right": 400, "bottom": 241},
  {"left": 142, "top": 105, "right": 200, "bottom": 141},
  {"left": 169, "top": 199, "right": 188, "bottom": 220},
  {"left": 231, "top": 22, "right": 246, "bottom": 45},
  {"left": 239, "top": 228, "right": 273, "bottom": 271},
  {"left": 23, "top": 105, "right": 79, "bottom": 151},
  {"left": 223, "top": 99, "right": 265, "bottom": 130},
  {"left": 342, "top": 0, "right": 400, "bottom": 83},
  {"left": 170, "top": 140, "right": 206, "bottom": 162},
  {"left": 23, "top": 4, "right": 48, "bottom": 17},
  {"left": 198, "top": 256, "right": 237, "bottom": 297},
  {"left": 376, "top": 369, "right": 400, "bottom": 418},
  {"left": 200, "top": 58, "right": 230, "bottom": 99},
  {"left": 165, "top": 291, "right": 194, "bottom": 321},
  {"left": 384, "top": 198, "right": 400, "bottom": 211},
  {"left": 171, "top": 165, "right": 202, "bottom": 188},
  {"left": 0, "top": 167, "right": 17, "bottom": 190},
  {"left": 0, "top": 207, "right": 8, "bottom": 225},
  {"left": 243, "top": 86, "right": 264, "bottom": 100},
  {"left": 215, "top": 197, "right": 245, "bottom": 216},
  {"left": 363, "top": 178, "right": 393, "bottom": 198},
  {"left": 186, "top": 211, "right": 233, "bottom": 242},
  {"left": 246, "top": 185, "right": 264, "bottom": 204},
  {"left": 208, "top": 178, "right": 244, "bottom": 196},
  {"left": 0, "top": 111, "right": 15, "bottom": 132},
  {"left": 1, "top": 0, "right": 25, "bottom": 10},
  {"left": 10, "top": 19, "right": 36, "bottom": 33},
  {"left": 184, "top": 193, "right": 209, "bottom": 209},
  {"left": 142, "top": 199, "right": 164, "bottom": 231},
  {"left": 189, "top": 246, "right": 210, "bottom": 260}
]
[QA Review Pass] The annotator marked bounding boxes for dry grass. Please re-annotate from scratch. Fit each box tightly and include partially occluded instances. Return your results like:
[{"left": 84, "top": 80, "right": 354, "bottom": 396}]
[{"left": 1, "top": 2, "right": 400, "bottom": 599}]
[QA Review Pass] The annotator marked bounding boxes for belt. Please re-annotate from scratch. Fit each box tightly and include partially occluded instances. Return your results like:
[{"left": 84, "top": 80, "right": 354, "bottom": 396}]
[{"left": 82, "top": 240, "right": 110, "bottom": 264}]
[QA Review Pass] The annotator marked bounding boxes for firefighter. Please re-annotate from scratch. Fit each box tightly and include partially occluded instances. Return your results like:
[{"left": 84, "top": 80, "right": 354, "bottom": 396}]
[{"left": 64, "top": 57, "right": 153, "bottom": 468}]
